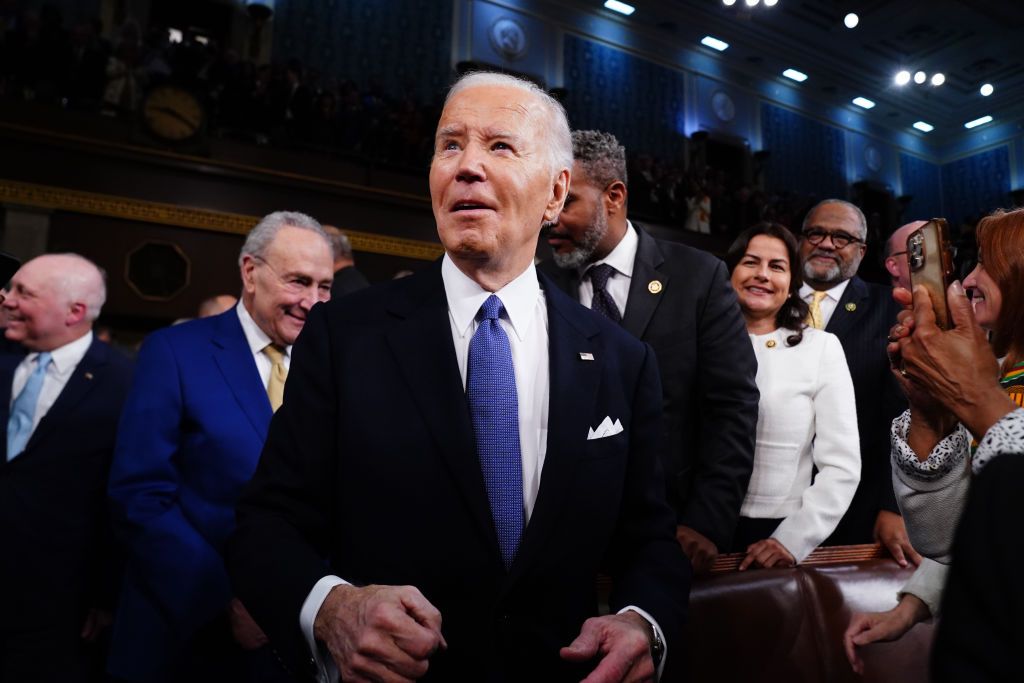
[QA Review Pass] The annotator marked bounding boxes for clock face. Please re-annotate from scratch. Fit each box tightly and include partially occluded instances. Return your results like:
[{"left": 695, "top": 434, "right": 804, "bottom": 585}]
[{"left": 142, "top": 86, "right": 204, "bottom": 142}]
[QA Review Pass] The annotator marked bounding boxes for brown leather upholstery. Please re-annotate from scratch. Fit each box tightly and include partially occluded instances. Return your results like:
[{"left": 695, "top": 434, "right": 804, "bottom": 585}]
[{"left": 679, "top": 545, "right": 935, "bottom": 682}]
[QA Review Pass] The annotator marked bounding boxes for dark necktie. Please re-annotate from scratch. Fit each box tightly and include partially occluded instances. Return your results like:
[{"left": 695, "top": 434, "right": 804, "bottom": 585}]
[
  {"left": 588, "top": 263, "right": 622, "bottom": 323},
  {"left": 7, "top": 351, "right": 53, "bottom": 461},
  {"left": 466, "top": 294, "right": 524, "bottom": 569}
]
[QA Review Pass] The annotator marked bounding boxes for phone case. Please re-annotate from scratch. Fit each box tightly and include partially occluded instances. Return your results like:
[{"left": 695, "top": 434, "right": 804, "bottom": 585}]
[{"left": 907, "top": 218, "right": 955, "bottom": 329}]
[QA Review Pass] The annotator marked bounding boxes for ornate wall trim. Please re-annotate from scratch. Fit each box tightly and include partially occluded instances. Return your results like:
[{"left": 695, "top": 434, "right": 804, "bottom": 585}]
[{"left": 0, "top": 179, "right": 444, "bottom": 261}]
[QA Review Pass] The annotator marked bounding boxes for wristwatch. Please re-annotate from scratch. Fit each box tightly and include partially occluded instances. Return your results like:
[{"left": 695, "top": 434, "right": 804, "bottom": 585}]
[{"left": 647, "top": 621, "right": 665, "bottom": 667}]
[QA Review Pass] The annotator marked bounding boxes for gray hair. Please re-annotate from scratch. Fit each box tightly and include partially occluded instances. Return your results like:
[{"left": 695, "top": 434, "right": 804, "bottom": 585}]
[
  {"left": 323, "top": 225, "right": 353, "bottom": 261},
  {"left": 238, "top": 211, "right": 328, "bottom": 266},
  {"left": 572, "top": 130, "right": 627, "bottom": 190},
  {"left": 444, "top": 71, "right": 572, "bottom": 174},
  {"left": 44, "top": 253, "right": 106, "bottom": 321},
  {"left": 802, "top": 199, "right": 868, "bottom": 242}
]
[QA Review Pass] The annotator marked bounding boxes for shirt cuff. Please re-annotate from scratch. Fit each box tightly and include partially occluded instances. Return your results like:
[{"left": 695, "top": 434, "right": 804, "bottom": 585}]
[
  {"left": 299, "top": 575, "right": 349, "bottom": 683},
  {"left": 617, "top": 605, "right": 667, "bottom": 680}
]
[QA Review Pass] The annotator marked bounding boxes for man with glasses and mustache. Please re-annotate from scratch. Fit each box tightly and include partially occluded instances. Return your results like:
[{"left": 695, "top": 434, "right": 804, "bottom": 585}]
[
  {"left": 797, "top": 199, "right": 917, "bottom": 565},
  {"left": 107, "top": 211, "right": 334, "bottom": 683}
]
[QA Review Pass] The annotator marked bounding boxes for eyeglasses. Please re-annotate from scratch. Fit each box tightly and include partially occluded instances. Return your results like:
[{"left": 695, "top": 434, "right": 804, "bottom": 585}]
[{"left": 802, "top": 227, "right": 864, "bottom": 249}]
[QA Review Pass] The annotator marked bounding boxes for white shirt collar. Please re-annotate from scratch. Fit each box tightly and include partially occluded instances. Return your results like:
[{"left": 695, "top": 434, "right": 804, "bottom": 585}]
[
  {"left": 582, "top": 219, "right": 638, "bottom": 278},
  {"left": 442, "top": 254, "right": 541, "bottom": 343},
  {"left": 800, "top": 278, "right": 850, "bottom": 302},
  {"left": 236, "top": 302, "right": 291, "bottom": 356},
  {"left": 35, "top": 330, "right": 93, "bottom": 374}
]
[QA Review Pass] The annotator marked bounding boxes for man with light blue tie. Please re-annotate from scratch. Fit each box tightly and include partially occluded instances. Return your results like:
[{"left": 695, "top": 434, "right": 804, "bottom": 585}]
[{"left": 0, "top": 253, "right": 134, "bottom": 682}]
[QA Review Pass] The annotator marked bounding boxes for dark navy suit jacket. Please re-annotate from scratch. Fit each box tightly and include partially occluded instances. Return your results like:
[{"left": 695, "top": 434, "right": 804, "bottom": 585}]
[
  {"left": 823, "top": 275, "right": 908, "bottom": 544},
  {"left": 107, "top": 310, "right": 273, "bottom": 681},
  {"left": 0, "top": 338, "right": 133, "bottom": 630},
  {"left": 540, "top": 226, "right": 759, "bottom": 550},
  {"left": 227, "top": 262, "right": 691, "bottom": 682}
]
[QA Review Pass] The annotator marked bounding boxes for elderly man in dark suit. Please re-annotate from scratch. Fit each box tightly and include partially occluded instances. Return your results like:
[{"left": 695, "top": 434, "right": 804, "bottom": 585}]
[
  {"left": 107, "top": 212, "right": 334, "bottom": 682},
  {"left": 796, "top": 199, "right": 917, "bottom": 564},
  {"left": 227, "top": 72, "right": 690, "bottom": 683},
  {"left": 539, "top": 130, "right": 759, "bottom": 574},
  {"left": 0, "top": 253, "right": 134, "bottom": 682}
]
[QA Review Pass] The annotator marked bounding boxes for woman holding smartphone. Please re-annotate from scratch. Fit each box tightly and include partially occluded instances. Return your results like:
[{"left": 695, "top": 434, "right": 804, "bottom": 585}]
[
  {"left": 724, "top": 222, "right": 860, "bottom": 570},
  {"left": 844, "top": 208, "right": 1024, "bottom": 674}
]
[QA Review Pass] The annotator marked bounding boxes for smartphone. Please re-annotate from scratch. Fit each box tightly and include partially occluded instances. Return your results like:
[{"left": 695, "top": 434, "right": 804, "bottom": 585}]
[{"left": 907, "top": 218, "right": 955, "bottom": 329}]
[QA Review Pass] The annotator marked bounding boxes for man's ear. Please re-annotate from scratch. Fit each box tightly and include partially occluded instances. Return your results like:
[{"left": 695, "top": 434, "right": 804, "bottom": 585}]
[
  {"left": 884, "top": 256, "right": 901, "bottom": 279},
  {"left": 66, "top": 301, "right": 88, "bottom": 326},
  {"left": 543, "top": 167, "right": 571, "bottom": 222},
  {"left": 240, "top": 255, "right": 258, "bottom": 294},
  {"left": 604, "top": 181, "right": 627, "bottom": 216}
]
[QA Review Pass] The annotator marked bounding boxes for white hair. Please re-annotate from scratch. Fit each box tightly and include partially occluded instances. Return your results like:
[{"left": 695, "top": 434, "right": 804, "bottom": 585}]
[
  {"left": 43, "top": 254, "right": 106, "bottom": 321},
  {"left": 239, "top": 211, "right": 328, "bottom": 266},
  {"left": 444, "top": 71, "right": 573, "bottom": 175}
]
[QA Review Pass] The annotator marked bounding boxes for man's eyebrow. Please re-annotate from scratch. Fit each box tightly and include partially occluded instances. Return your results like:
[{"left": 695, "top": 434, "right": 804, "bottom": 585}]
[{"left": 436, "top": 124, "right": 464, "bottom": 138}]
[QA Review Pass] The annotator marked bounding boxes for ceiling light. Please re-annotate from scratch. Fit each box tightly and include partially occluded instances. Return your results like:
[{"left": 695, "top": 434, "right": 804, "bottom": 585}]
[
  {"left": 603, "top": 0, "right": 635, "bottom": 14},
  {"left": 722, "top": 0, "right": 737, "bottom": 4},
  {"left": 701, "top": 36, "right": 729, "bottom": 51},
  {"left": 964, "top": 115, "right": 993, "bottom": 129},
  {"left": 980, "top": 83, "right": 994, "bottom": 97},
  {"left": 914, "top": 71, "right": 927, "bottom": 84},
  {"left": 745, "top": 0, "right": 759, "bottom": 6},
  {"left": 895, "top": 70, "right": 911, "bottom": 86},
  {"left": 844, "top": 13, "right": 859, "bottom": 28},
  {"left": 852, "top": 97, "right": 876, "bottom": 109},
  {"left": 782, "top": 68, "right": 808, "bottom": 82},
  {"left": 931, "top": 73, "right": 945, "bottom": 86},
  {"left": 913, "top": 121, "right": 934, "bottom": 132},
  {"left": 764, "top": 0, "right": 778, "bottom": 6}
]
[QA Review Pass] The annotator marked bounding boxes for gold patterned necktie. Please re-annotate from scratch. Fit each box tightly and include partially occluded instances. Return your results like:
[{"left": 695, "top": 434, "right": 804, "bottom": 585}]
[
  {"left": 807, "top": 290, "right": 828, "bottom": 330},
  {"left": 262, "top": 344, "right": 287, "bottom": 412}
]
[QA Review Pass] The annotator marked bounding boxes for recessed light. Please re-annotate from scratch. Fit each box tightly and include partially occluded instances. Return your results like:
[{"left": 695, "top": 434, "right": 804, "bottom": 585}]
[
  {"left": 895, "top": 70, "right": 911, "bottom": 86},
  {"left": 701, "top": 36, "right": 729, "bottom": 51},
  {"left": 844, "top": 13, "right": 859, "bottom": 28},
  {"left": 783, "top": 69, "right": 808, "bottom": 82},
  {"left": 980, "top": 83, "right": 994, "bottom": 97},
  {"left": 745, "top": 0, "right": 759, "bottom": 6},
  {"left": 931, "top": 73, "right": 945, "bottom": 86},
  {"left": 914, "top": 71, "right": 927, "bottom": 84},
  {"left": 603, "top": 0, "right": 635, "bottom": 15},
  {"left": 852, "top": 97, "right": 876, "bottom": 109},
  {"left": 913, "top": 121, "right": 934, "bottom": 132},
  {"left": 964, "top": 115, "right": 993, "bottom": 129},
  {"left": 764, "top": 0, "right": 778, "bottom": 6},
  {"left": 722, "top": 0, "right": 737, "bottom": 5}
]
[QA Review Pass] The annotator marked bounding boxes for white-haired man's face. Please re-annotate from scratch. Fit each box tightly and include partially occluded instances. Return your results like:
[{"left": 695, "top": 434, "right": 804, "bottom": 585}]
[{"left": 430, "top": 84, "right": 567, "bottom": 275}]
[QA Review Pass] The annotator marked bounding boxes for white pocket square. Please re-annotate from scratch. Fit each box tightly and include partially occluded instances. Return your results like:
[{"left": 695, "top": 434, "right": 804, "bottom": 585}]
[{"left": 587, "top": 416, "right": 623, "bottom": 440}]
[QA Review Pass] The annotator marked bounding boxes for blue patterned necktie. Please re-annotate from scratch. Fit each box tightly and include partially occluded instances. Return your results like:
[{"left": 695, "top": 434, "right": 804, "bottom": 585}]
[
  {"left": 7, "top": 351, "right": 53, "bottom": 461},
  {"left": 467, "top": 294, "right": 524, "bottom": 570},
  {"left": 588, "top": 263, "right": 622, "bottom": 324}
]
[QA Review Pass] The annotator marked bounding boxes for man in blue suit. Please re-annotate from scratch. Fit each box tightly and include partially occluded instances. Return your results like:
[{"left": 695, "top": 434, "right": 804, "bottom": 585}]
[
  {"left": 107, "top": 212, "right": 334, "bottom": 682},
  {"left": 227, "top": 73, "right": 690, "bottom": 683},
  {"left": 0, "top": 253, "right": 134, "bottom": 682}
]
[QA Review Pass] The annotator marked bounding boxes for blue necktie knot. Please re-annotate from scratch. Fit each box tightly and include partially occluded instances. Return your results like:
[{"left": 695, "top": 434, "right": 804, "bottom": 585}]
[
  {"left": 7, "top": 351, "right": 53, "bottom": 461},
  {"left": 467, "top": 294, "right": 523, "bottom": 570}
]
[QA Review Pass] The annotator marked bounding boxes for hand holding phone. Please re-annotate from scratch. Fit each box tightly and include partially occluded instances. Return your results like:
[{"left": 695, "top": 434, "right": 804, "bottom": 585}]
[{"left": 907, "top": 218, "right": 955, "bottom": 329}]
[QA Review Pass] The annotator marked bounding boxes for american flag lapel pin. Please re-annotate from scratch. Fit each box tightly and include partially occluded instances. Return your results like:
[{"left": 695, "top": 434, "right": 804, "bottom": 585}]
[{"left": 579, "top": 352, "right": 595, "bottom": 361}]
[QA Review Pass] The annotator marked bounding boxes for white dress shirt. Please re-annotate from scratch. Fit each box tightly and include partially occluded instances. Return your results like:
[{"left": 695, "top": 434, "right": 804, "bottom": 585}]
[
  {"left": 9, "top": 331, "right": 93, "bottom": 436},
  {"left": 799, "top": 279, "right": 851, "bottom": 330},
  {"left": 576, "top": 220, "right": 639, "bottom": 317},
  {"left": 299, "top": 255, "right": 665, "bottom": 681},
  {"left": 236, "top": 302, "right": 291, "bottom": 389}
]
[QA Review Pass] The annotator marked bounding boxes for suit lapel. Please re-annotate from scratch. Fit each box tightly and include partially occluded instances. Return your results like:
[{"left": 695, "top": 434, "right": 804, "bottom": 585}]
[
  {"left": 509, "top": 277, "right": 603, "bottom": 581},
  {"left": 0, "top": 353, "right": 22, "bottom": 450},
  {"left": 384, "top": 264, "right": 499, "bottom": 557},
  {"left": 25, "top": 338, "right": 105, "bottom": 450},
  {"left": 212, "top": 312, "right": 273, "bottom": 440},
  {"left": 621, "top": 226, "right": 668, "bottom": 339},
  {"left": 825, "top": 276, "right": 868, "bottom": 339}
]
